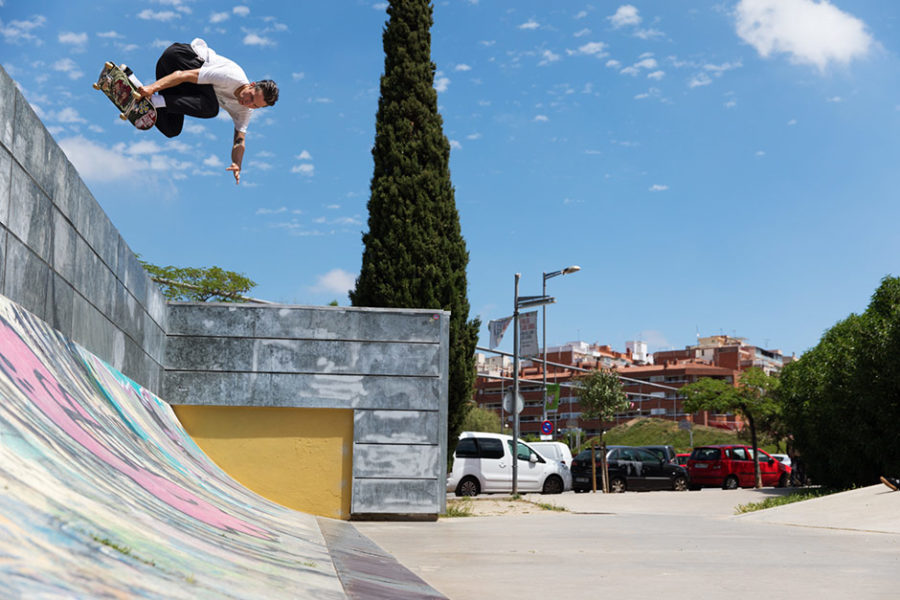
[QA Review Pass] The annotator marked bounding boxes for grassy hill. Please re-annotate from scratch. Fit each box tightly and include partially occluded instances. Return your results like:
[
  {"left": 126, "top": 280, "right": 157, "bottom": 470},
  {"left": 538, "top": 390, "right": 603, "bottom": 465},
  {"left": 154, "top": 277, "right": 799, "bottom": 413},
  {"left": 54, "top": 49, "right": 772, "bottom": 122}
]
[{"left": 576, "top": 418, "right": 778, "bottom": 454}]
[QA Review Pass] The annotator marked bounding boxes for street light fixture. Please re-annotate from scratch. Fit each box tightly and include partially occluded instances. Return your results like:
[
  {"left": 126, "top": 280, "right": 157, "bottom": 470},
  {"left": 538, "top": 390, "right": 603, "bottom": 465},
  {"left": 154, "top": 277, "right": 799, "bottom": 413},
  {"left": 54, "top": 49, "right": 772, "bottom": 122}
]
[
  {"left": 512, "top": 273, "right": 555, "bottom": 494},
  {"left": 542, "top": 265, "right": 581, "bottom": 432}
]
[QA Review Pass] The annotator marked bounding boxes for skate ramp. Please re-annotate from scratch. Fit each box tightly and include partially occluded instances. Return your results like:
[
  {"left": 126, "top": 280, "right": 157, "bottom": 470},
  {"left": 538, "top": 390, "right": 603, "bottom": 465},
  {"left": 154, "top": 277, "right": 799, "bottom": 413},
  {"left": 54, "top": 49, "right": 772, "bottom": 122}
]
[{"left": 0, "top": 294, "right": 345, "bottom": 598}]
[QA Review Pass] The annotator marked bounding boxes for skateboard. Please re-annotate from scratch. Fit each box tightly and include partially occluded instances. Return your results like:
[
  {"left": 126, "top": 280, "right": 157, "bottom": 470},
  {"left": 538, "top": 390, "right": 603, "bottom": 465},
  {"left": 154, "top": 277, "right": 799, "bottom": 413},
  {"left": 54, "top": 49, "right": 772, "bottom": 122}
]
[{"left": 92, "top": 62, "right": 157, "bottom": 130}]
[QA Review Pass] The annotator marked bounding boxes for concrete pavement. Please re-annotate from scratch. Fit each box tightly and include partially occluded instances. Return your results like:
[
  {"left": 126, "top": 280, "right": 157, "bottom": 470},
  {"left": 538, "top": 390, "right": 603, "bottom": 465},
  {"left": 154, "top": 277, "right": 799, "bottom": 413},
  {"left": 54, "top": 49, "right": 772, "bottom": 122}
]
[{"left": 355, "top": 485, "right": 900, "bottom": 599}]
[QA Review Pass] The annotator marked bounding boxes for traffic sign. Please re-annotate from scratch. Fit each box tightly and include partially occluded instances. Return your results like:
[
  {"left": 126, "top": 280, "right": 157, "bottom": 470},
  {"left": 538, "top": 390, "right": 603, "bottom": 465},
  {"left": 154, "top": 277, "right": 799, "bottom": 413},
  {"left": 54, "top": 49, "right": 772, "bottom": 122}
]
[
  {"left": 502, "top": 390, "right": 524, "bottom": 414},
  {"left": 540, "top": 420, "right": 554, "bottom": 435}
]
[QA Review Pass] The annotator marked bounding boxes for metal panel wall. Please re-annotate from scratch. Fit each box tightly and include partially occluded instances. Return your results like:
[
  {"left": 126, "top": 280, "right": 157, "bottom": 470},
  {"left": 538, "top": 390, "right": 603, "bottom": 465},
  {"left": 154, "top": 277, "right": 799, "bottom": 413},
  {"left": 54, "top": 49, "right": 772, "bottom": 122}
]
[{"left": 164, "top": 303, "right": 450, "bottom": 518}]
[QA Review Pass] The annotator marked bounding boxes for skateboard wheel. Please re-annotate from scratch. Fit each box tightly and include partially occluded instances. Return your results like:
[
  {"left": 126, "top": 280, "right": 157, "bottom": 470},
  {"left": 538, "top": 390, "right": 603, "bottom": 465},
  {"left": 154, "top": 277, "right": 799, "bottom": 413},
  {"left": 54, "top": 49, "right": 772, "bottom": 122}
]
[
  {"left": 105, "top": 61, "right": 114, "bottom": 69},
  {"left": 92, "top": 83, "right": 101, "bottom": 90},
  {"left": 119, "top": 113, "right": 128, "bottom": 121}
]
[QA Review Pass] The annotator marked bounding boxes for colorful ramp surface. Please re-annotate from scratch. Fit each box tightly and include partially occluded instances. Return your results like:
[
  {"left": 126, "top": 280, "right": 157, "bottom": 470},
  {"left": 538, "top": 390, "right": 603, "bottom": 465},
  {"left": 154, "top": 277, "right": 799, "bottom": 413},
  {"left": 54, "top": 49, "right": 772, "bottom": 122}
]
[{"left": 0, "top": 294, "right": 345, "bottom": 598}]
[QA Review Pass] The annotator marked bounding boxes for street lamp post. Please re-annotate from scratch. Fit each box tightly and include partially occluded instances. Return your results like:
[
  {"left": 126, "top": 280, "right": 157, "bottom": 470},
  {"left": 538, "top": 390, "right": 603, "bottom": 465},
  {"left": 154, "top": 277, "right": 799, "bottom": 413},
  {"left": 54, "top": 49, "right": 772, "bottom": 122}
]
[
  {"left": 542, "top": 266, "right": 581, "bottom": 435},
  {"left": 511, "top": 274, "right": 556, "bottom": 494}
]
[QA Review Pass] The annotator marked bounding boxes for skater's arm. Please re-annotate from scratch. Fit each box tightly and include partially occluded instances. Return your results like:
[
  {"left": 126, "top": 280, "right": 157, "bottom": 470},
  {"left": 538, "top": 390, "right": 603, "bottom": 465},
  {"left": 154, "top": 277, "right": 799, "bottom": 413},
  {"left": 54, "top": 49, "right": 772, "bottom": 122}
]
[
  {"left": 137, "top": 69, "right": 200, "bottom": 98},
  {"left": 226, "top": 129, "right": 246, "bottom": 185}
]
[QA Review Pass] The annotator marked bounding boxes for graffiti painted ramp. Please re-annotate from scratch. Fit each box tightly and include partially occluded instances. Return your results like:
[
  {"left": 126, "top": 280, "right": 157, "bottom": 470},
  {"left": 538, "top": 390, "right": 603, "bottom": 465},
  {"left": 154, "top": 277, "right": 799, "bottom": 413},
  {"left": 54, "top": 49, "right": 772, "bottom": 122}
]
[{"left": 0, "top": 295, "right": 346, "bottom": 598}]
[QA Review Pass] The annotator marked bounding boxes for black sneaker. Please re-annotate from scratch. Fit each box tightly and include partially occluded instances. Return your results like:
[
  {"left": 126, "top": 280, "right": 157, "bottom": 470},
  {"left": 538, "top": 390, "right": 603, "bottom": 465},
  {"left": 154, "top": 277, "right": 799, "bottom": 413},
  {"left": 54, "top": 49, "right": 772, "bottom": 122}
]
[{"left": 880, "top": 476, "right": 899, "bottom": 491}]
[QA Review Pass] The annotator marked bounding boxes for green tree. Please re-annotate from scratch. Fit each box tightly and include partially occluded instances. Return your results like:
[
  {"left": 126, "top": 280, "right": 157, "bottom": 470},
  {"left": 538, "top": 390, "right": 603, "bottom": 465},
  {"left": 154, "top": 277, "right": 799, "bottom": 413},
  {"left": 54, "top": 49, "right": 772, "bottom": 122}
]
[
  {"left": 140, "top": 259, "right": 257, "bottom": 303},
  {"left": 460, "top": 405, "right": 502, "bottom": 434},
  {"left": 576, "top": 370, "right": 629, "bottom": 436},
  {"left": 681, "top": 367, "right": 780, "bottom": 488},
  {"left": 350, "top": 0, "right": 479, "bottom": 456},
  {"left": 780, "top": 276, "right": 900, "bottom": 488}
]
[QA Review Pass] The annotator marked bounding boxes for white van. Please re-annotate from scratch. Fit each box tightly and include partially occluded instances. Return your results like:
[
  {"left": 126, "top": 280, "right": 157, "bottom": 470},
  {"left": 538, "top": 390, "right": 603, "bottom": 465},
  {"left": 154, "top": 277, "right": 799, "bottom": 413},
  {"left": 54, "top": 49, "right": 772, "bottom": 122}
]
[
  {"left": 447, "top": 432, "right": 572, "bottom": 496},
  {"left": 529, "top": 441, "right": 574, "bottom": 466}
]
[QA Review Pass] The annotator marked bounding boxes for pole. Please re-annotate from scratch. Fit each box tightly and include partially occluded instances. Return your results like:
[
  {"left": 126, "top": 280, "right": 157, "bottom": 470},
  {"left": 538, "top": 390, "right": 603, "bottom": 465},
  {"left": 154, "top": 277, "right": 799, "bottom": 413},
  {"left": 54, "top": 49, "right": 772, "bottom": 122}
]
[
  {"left": 542, "top": 272, "right": 548, "bottom": 428},
  {"left": 512, "top": 273, "right": 521, "bottom": 495}
]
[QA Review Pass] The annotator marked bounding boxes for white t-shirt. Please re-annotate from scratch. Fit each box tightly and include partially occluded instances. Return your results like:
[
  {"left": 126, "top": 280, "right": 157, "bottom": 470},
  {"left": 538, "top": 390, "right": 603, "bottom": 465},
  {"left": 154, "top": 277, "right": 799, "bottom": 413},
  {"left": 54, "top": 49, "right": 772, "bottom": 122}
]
[{"left": 191, "top": 38, "right": 253, "bottom": 133}]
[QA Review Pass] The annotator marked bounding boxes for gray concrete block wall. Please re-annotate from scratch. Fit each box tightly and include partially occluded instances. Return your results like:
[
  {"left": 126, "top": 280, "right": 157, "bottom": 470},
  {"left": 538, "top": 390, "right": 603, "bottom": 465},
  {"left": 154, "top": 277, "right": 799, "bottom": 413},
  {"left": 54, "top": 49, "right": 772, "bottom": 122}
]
[
  {"left": 164, "top": 303, "right": 450, "bottom": 517},
  {"left": 0, "top": 65, "right": 166, "bottom": 393}
]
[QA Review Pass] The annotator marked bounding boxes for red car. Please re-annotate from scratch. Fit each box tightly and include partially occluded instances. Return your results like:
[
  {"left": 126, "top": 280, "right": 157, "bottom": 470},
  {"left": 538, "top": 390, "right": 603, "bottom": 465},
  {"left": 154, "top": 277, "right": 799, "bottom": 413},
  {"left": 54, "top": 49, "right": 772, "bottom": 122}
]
[
  {"left": 675, "top": 453, "right": 691, "bottom": 467},
  {"left": 687, "top": 444, "right": 791, "bottom": 490}
]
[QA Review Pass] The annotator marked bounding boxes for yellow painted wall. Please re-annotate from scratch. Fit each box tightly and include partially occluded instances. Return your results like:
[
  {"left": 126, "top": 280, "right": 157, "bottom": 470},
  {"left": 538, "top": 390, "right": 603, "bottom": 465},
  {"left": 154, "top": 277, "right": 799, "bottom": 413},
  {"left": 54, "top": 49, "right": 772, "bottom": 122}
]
[{"left": 172, "top": 406, "right": 353, "bottom": 519}]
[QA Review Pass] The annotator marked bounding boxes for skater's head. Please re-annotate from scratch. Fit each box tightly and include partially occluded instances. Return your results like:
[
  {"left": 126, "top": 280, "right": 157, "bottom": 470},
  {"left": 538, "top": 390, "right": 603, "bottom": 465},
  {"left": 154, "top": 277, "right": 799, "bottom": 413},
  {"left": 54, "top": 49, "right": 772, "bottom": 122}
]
[
  {"left": 237, "top": 80, "right": 279, "bottom": 109},
  {"left": 255, "top": 80, "right": 279, "bottom": 107}
]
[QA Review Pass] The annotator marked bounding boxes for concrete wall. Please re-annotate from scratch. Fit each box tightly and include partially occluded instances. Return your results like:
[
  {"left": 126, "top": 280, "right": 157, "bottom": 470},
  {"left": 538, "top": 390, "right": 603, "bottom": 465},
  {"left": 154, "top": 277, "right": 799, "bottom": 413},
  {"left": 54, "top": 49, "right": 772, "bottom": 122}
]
[
  {"left": 0, "top": 65, "right": 167, "bottom": 393},
  {"left": 164, "top": 304, "right": 450, "bottom": 517}
]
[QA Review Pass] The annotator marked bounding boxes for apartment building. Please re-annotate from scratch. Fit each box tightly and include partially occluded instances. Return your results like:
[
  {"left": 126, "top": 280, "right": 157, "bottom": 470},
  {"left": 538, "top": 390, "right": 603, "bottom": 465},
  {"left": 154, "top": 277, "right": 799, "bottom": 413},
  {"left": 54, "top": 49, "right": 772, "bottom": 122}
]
[{"left": 473, "top": 335, "right": 781, "bottom": 437}]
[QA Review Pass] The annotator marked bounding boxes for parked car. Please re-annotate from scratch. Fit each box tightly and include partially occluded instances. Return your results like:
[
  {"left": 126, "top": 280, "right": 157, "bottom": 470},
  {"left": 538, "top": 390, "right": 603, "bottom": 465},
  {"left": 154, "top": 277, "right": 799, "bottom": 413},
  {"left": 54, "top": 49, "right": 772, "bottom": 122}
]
[
  {"left": 571, "top": 446, "right": 689, "bottom": 492},
  {"left": 771, "top": 453, "right": 792, "bottom": 469},
  {"left": 675, "top": 453, "right": 691, "bottom": 467},
  {"left": 639, "top": 445, "right": 677, "bottom": 464},
  {"left": 687, "top": 444, "right": 791, "bottom": 490},
  {"left": 529, "top": 441, "right": 574, "bottom": 466},
  {"left": 447, "top": 432, "right": 572, "bottom": 497}
]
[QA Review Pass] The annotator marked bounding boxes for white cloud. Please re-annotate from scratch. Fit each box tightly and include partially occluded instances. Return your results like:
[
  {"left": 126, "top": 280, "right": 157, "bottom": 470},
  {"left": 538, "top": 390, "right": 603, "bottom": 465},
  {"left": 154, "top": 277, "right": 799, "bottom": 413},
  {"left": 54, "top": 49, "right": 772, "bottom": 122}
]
[
  {"left": 233, "top": 6, "right": 250, "bottom": 17},
  {"left": 449, "top": 139, "right": 462, "bottom": 150},
  {"left": 787, "top": 118, "right": 798, "bottom": 125},
  {"left": 310, "top": 269, "right": 356, "bottom": 296},
  {"left": 466, "top": 132, "right": 482, "bottom": 140},
  {"left": 575, "top": 10, "right": 588, "bottom": 20},
  {"left": 689, "top": 73, "right": 713, "bottom": 88},
  {"left": 434, "top": 74, "right": 450, "bottom": 92},
  {"left": 292, "top": 164, "right": 314, "bottom": 176},
  {"left": 243, "top": 33, "right": 274, "bottom": 46},
  {"left": 1, "top": 15, "right": 46, "bottom": 44},
  {"left": 538, "top": 49, "right": 560, "bottom": 66},
  {"left": 635, "top": 58, "right": 658, "bottom": 69},
  {"left": 55, "top": 107, "right": 86, "bottom": 123},
  {"left": 292, "top": 72, "right": 305, "bottom": 80},
  {"left": 605, "top": 59, "right": 622, "bottom": 69},
  {"left": 735, "top": 0, "right": 873, "bottom": 71},
  {"left": 52, "top": 58, "right": 83, "bottom": 80},
  {"left": 518, "top": 19, "right": 540, "bottom": 30},
  {"left": 373, "top": 2, "right": 388, "bottom": 10},
  {"left": 635, "top": 28, "right": 665, "bottom": 40},
  {"left": 649, "top": 184, "right": 668, "bottom": 192},
  {"left": 59, "top": 31, "right": 87, "bottom": 47},
  {"left": 609, "top": 5, "right": 641, "bottom": 28},
  {"left": 755, "top": 150, "right": 766, "bottom": 157},
  {"left": 138, "top": 9, "right": 179, "bottom": 21},
  {"left": 826, "top": 96, "right": 843, "bottom": 102},
  {"left": 256, "top": 207, "right": 287, "bottom": 215},
  {"left": 534, "top": 115, "right": 549, "bottom": 122},
  {"left": 574, "top": 28, "right": 591, "bottom": 38},
  {"left": 454, "top": 64, "right": 471, "bottom": 72},
  {"left": 647, "top": 70, "right": 665, "bottom": 80},
  {"left": 97, "top": 31, "right": 123, "bottom": 39},
  {"left": 203, "top": 154, "right": 225, "bottom": 167},
  {"left": 575, "top": 41, "right": 607, "bottom": 56},
  {"left": 297, "top": 150, "right": 313, "bottom": 160},
  {"left": 210, "top": 12, "right": 229, "bottom": 23},
  {"left": 58, "top": 136, "right": 146, "bottom": 182}
]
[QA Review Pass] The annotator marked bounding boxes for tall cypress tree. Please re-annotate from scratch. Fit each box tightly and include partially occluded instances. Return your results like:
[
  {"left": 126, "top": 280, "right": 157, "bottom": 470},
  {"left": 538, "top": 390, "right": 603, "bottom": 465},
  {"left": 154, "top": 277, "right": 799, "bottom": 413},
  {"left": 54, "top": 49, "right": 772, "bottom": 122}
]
[{"left": 351, "top": 0, "right": 479, "bottom": 452}]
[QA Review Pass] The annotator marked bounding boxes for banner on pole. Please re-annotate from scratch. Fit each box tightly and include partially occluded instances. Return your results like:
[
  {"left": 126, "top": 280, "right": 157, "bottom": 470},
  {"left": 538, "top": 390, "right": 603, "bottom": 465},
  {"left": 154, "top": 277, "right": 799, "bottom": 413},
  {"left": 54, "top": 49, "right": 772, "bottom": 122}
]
[
  {"left": 519, "top": 311, "right": 539, "bottom": 357},
  {"left": 488, "top": 316, "right": 513, "bottom": 349},
  {"left": 546, "top": 383, "right": 561, "bottom": 411}
]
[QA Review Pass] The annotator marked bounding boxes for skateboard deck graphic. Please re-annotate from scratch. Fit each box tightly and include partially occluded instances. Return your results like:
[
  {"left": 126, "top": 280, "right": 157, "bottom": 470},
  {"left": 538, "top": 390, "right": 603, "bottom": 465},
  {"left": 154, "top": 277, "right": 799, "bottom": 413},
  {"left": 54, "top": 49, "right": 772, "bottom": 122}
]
[{"left": 93, "top": 62, "right": 157, "bottom": 130}]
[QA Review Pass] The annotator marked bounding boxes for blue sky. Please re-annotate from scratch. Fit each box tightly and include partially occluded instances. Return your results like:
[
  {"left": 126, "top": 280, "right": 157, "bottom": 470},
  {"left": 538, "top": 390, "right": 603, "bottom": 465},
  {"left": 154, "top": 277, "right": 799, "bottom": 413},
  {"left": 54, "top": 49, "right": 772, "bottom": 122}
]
[{"left": 2, "top": 0, "right": 899, "bottom": 359}]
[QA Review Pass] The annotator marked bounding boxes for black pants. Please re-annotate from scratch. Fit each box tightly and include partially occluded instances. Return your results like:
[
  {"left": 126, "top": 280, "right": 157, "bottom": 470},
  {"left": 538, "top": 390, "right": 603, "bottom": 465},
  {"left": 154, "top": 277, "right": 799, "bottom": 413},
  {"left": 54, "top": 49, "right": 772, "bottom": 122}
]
[{"left": 154, "top": 43, "right": 219, "bottom": 138}]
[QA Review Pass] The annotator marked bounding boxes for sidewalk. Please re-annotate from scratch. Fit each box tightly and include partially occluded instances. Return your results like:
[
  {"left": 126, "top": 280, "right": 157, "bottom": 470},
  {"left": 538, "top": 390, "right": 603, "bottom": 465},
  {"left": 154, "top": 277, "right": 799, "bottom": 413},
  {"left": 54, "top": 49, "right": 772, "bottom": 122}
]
[{"left": 355, "top": 485, "right": 900, "bottom": 599}]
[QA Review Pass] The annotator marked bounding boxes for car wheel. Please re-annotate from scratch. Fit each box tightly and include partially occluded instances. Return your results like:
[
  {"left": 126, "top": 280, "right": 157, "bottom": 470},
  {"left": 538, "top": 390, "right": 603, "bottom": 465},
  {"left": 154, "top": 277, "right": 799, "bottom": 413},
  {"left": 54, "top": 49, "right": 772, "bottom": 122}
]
[
  {"left": 610, "top": 477, "right": 626, "bottom": 493},
  {"left": 672, "top": 475, "right": 688, "bottom": 491},
  {"left": 722, "top": 475, "right": 739, "bottom": 490},
  {"left": 455, "top": 476, "right": 480, "bottom": 497},
  {"left": 778, "top": 473, "right": 790, "bottom": 488},
  {"left": 542, "top": 475, "right": 564, "bottom": 495}
]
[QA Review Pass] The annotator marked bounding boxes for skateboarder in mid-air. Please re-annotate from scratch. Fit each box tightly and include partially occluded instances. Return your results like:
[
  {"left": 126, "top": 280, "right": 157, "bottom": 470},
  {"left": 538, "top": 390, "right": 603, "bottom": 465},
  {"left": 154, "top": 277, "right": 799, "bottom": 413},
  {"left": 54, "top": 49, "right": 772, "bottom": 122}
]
[{"left": 136, "top": 38, "right": 279, "bottom": 185}]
